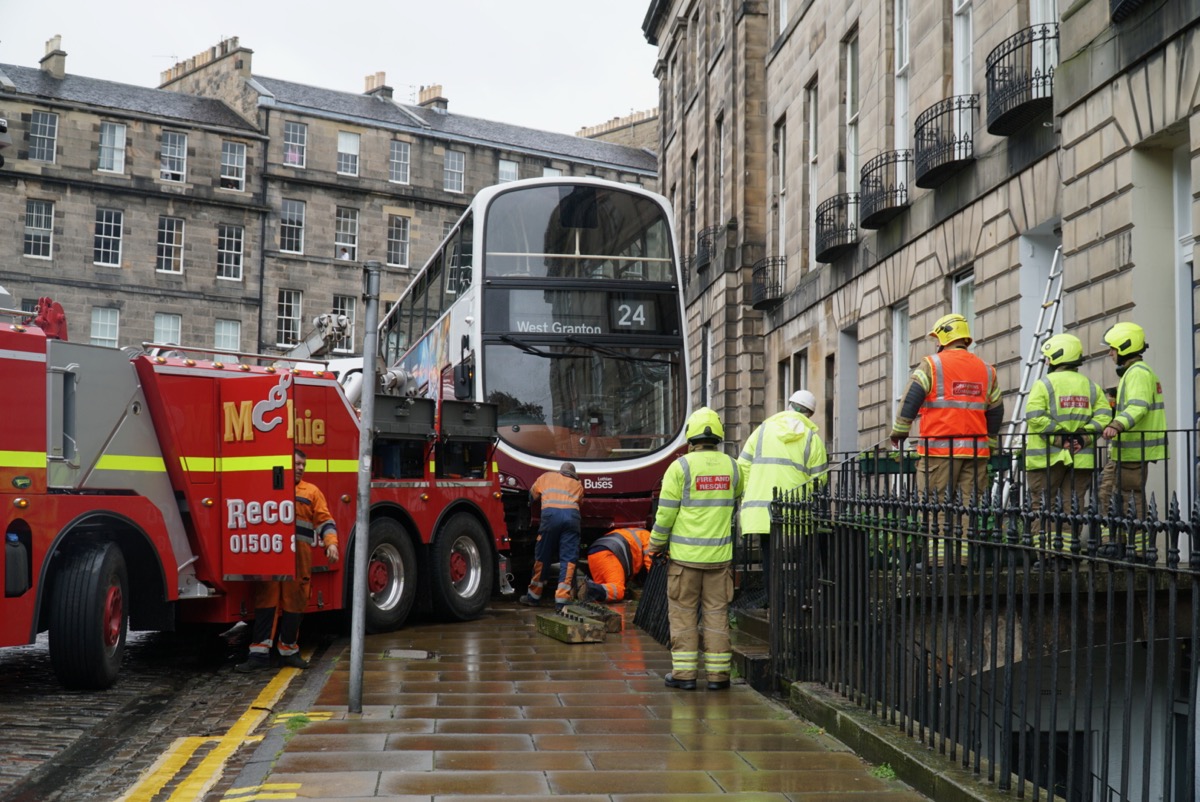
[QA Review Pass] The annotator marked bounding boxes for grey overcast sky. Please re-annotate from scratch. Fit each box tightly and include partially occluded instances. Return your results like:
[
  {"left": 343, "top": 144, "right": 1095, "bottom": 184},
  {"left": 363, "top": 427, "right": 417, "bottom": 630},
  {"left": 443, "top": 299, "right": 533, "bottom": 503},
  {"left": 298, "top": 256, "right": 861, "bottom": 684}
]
[{"left": 0, "top": 0, "right": 660, "bottom": 136}]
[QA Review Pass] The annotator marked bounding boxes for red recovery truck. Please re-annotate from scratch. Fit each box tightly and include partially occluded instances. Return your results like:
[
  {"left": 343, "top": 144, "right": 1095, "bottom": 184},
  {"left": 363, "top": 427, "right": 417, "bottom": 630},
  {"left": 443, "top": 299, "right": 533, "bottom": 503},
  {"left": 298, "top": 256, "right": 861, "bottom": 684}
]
[{"left": 0, "top": 292, "right": 510, "bottom": 689}]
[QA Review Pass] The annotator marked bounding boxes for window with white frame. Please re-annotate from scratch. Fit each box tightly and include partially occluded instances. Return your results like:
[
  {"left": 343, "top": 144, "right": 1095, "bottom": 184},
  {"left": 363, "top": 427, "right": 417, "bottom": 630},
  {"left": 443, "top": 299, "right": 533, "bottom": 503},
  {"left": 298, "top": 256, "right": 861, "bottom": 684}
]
[
  {"left": 20, "top": 299, "right": 38, "bottom": 315},
  {"left": 777, "top": 357, "right": 791, "bottom": 410},
  {"left": 337, "top": 131, "right": 360, "bottom": 176},
  {"left": 543, "top": 166, "right": 562, "bottom": 177},
  {"left": 156, "top": 216, "right": 185, "bottom": 273},
  {"left": 715, "top": 116, "right": 726, "bottom": 224},
  {"left": 894, "top": 0, "right": 910, "bottom": 151},
  {"left": 498, "top": 159, "right": 519, "bottom": 183},
  {"left": 217, "top": 224, "right": 244, "bottom": 280},
  {"left": 387, "top": 215, "right": 410, "bottom": 268},
  {"left": 845, "top": 33, "right": 860, "bottom": 193},
  {"left": 154, "top": 312, "right": 182, "bottom": 345},
  {"left": 389, "top": 140, "right": 410, "bottom": 183},
  {"left": 774, "top": 117, "right": 787, "bottom": 263},
  {"left": 93, "top": 208, "right": 123, "bottom": 266},
  {"left": 160, "top": 130, "right": 187, "bottom": 182},
  {"left": 891, "top": 302, "right": 910, "bottom": 414},
  {"left": 90, "top": 307, "right": 119, "bottom": 348},
  {"left": 953, "top": 270, "right": 975, "bottom": 333},
  {"left": 283, "top": 121, "right": 307, "bottom": 167},
  {"left": 220, "top": 141, "right": 246, "bottom": 191},
  {"left": 98, "top": 121, "right": 126, "bottom": 173},
  {"left": 779, "top": 0, "right": 789, "bottom": 34},
  {"left": 279, "top": 199, "right": 305, "bottom": 254},
  {"left": 806, "top": 81, "right": 819, "bottom": 271},
  {"left": 332, "top": 294, "right": 357, "bottom": 353},
  {"left": 442, "top": 221, "right": 454, "bottom": 241},
  {"left": 276, "top": 290, "right": 302, "bottom": 346},
  {"left": 214, "top": 318, "right": 241, "bottom": 353},
  {"left": 701, "top": 323, "right": 712, "bottom": 407},
  {"left": 335, "top": 207, "right": 358, "bottom": 260},
  {"left": 444, "top": 150, "right": 465, "bottom": 192},
  {"left": 953, "top": 0, "right": 974, "bottom": 147},
  {"left": 24, "top": 200, "right": 53, "bottom": 258},
  {"left": 29, "top": 111, "right": 57, "bottom": 162}
]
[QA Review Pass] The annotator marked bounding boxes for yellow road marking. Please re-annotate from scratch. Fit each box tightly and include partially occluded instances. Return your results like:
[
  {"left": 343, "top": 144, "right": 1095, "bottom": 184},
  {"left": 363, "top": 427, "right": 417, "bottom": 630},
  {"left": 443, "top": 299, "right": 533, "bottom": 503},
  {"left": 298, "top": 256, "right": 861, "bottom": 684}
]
[
  {"left": 117, "top": 662, "right": 304, "bottom": 802},
  {"left": 222, "top": 783, "right": 301, "bottom": 801}
]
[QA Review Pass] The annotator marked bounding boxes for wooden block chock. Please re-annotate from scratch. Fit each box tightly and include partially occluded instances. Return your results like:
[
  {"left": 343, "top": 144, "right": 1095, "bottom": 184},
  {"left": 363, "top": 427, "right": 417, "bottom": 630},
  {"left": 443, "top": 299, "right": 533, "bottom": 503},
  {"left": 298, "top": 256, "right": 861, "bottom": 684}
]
[
  {"left": 535, "top": 608, "right": 607, "bottom": 643},
  {"left": 563, "top": 601, "right": 623, "bottom": 633}
]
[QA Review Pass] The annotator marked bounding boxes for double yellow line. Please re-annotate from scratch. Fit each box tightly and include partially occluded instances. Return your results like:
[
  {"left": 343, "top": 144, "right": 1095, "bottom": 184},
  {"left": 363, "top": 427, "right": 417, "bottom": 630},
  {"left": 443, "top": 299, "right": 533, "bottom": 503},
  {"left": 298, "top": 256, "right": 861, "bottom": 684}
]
[{"left": 116, "top": 663, "right": 310, "bottom": 802}]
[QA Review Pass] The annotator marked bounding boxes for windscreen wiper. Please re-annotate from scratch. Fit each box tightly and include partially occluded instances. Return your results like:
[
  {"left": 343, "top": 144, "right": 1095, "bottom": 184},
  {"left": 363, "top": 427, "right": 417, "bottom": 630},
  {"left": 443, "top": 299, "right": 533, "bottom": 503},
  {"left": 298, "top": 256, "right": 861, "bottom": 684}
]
[
  {"left": 499, "top": 334, "right": 569, "bottom": 359},
  {"left": 564, "top": 335, "right": 676, "bottom": 366}
]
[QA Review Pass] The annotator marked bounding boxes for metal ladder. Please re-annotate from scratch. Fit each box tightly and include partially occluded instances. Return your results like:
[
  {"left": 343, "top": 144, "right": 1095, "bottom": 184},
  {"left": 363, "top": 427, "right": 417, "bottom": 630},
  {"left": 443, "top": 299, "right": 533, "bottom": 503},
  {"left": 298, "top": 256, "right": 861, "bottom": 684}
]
[{"left": 1001, "top": 245, "right": 1064, "bottom": 449}]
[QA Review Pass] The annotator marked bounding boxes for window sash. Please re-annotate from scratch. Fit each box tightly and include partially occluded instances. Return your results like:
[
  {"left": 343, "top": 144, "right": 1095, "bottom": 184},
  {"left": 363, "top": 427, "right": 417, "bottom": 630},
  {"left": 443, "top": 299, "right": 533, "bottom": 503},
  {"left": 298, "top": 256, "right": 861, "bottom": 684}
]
[
  {"left": 332, "top": 294, "right": 357, "bottom": 352},
  {"left": 337, "top": 131, "right": 360, "bottom": 176},
  {"left": 389, "top": 140, "right": 410, "bottom": 183},
  {"left": 214, "top": 318, "right": 241, "bottom": 352},
  {"left": 160, "top": 131, "right": 187, "bottom": 182},
  {"left": 153, "top": 313, "right": 182, "bottom": 345},
  {"left": 280, "top": 200, "right": 305, "bottom": 254},
  {"left": 99, "top": 122, "right": 126, "bottom": 173},
  {"left": 90, "top": 308, "right": 120, "bottom": 347},
  {"left": 499, "top": 159, "right": 519, "bottom": 183},
  {"left": 24, "top": 200, "right": 53, "bottom": 258},
  {"left": 335, "top": 207, "right": 359, "bottom": 259},
  {"left": 387, "top": 215, "right": 410, "bottom": 267},
  {"left": 93, "top": 208, "right": 123, "bottom": 266},
  {"left": 283, "top": 122, "right": 307, "bottom": 167},
  {"left": 444, "top": 150, "right": 465, "bottom": 192},
  {"left": 543, "top": 166, "right": 562, "bottom": 177},
  {"left": 156, "top": 216, "right": 185, "bottom": 273},
  {"left": 30, "top": 111, "right": 58, "bottom": 162},
  {"left": 221, "top": 141, "right": 246, "bottom": 190},
  {"left": 217, "top": 224, "right": 244, "bottom": 280},
  {"left": 276, "top": 290, "right": 302, "bottom": 346}
]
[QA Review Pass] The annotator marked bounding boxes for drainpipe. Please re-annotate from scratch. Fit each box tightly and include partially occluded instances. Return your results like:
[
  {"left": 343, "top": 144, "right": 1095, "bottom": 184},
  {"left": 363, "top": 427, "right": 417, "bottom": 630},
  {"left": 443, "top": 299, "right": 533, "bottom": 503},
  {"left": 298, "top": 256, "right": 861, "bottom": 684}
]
[{"left": 255, "top": 106, "right": 271, "bottom": 352}]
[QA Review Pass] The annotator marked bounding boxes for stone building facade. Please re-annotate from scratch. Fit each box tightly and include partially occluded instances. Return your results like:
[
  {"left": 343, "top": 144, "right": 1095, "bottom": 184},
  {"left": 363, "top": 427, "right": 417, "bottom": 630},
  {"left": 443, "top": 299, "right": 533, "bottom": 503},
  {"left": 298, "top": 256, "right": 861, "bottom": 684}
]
[
  {"left": 644, "top": 0, "right": 1199, "bottom": 459},
  {"left": 0, "top": 36, "right": 658, "bottom": 356}
]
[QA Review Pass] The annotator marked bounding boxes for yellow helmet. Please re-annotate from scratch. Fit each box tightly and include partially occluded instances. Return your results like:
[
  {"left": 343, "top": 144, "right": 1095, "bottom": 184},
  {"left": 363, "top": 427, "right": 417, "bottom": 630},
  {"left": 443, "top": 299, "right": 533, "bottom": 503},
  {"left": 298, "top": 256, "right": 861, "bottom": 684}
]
[
  {"left": 1102, "top": 322, "right": 1145, "bottom": 357},
  {"left": 1041, "top": 333, "right": 1083, "bottom": 366},
  {"left": 685, "top": 407, "right": 724, "bottom": 444},
  {"left": 930, "top": 313, "right": 972, "bottom": 346}
]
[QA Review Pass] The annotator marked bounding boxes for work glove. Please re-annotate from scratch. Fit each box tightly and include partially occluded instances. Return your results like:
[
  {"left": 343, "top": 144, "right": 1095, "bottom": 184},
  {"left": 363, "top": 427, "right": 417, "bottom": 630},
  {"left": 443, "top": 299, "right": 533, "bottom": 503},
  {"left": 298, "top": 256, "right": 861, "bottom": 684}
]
[{"left": 889, "top": 432, "right": 906, "bottom": 450}]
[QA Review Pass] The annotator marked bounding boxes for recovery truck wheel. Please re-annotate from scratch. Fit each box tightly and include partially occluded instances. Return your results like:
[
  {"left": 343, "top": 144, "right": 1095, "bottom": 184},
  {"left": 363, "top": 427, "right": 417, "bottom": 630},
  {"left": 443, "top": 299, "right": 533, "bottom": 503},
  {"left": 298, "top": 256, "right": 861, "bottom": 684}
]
[
  {"left": 364, "top": 518, "right": 418, "bottom": 633},
  {"left": 49, "top": 542, "right": 129, "bottom": 690},
  {"left": 430, "top": 512, "right": 493, "bottom": 621}
]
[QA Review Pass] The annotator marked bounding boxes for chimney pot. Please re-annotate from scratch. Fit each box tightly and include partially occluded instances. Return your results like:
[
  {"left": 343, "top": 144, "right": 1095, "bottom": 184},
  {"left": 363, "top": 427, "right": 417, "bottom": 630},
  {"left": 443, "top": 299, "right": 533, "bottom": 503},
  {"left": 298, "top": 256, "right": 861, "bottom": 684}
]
[{"left": 40, "top": 34, "right": 67, "bottom": 79}]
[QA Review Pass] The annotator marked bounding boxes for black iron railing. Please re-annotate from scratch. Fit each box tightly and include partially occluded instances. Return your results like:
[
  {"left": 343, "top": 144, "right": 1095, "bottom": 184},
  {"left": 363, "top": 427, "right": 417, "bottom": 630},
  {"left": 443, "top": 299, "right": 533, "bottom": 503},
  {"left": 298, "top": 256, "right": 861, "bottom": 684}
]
[
  {"left": 815, "top": 193, "right": 859, "bottom": 263},
  {"left": 766, "top": 429, "right": 1199, "bottom": 802},
  {"left": 751, "top": 256, "right": 786, "bottom": 310},
  {"left": 860, "top": 151, "right": 912, "bottom": 229},
  {"left": 914, "top": 95, "right": 979, "bottom": 189},
  {"left": 986, "top": 24, "right": 1058, "bottom": 136},
  {"left": 696, "top": 225, "right": 723, "bottom": 269}
]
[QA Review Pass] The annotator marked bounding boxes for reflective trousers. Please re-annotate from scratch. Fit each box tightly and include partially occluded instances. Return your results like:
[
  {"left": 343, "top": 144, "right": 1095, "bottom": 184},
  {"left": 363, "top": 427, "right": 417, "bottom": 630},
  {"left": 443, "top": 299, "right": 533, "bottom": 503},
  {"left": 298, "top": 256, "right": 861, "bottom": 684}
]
[{"left": 665, "top": 561, "right": 733, "bottom": 683}]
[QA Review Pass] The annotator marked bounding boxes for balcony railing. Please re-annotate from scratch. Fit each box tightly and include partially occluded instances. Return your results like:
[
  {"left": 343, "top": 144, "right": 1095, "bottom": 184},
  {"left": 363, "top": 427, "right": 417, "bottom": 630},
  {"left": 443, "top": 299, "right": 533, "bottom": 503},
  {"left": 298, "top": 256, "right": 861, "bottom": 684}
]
[
  {"left": 814, "top": 193, "right": 859, "bottom": 264},
  {"left": 859, "top": 150, "right": 912, "bottom": 230},
  {"left": 986, "top": 24, "right": 1058, "bottom": 136},
  {"left": 696, "top": 224, "right": 723, "bottom": 270},
  {"left": 750, "top": 256, "right": 785, "bottom": 310},
  {"left": 914, "top": 94, "right": 979, "bottom": 189}
]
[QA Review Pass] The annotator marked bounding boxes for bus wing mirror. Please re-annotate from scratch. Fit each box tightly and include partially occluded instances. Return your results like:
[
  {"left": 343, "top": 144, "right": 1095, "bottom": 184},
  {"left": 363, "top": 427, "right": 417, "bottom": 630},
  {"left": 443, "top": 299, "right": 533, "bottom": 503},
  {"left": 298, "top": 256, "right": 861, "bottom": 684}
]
[{"left": 454, "top": 360, "right": 474, "bottom": 400}]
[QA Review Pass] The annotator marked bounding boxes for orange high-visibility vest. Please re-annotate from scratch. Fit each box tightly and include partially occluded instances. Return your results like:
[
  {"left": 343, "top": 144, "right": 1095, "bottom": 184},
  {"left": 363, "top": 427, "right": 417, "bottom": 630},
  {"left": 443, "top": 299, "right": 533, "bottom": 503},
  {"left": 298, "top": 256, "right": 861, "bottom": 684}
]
[
  {"left": 918, "top": 349, "right": 992, "bottom": 458},
  {"left": 531, "top": 471, "right": 584, "bottom": 510}
]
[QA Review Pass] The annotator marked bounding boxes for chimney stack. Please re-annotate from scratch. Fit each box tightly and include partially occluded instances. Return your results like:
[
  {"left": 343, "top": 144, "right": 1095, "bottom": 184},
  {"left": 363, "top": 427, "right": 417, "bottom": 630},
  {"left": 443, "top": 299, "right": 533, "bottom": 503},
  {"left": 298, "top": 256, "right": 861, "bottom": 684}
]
[
  {"left": 40, "top": 35, "right": 66, "bottom": 80},
  {"left": 364, "top": 71, "right": 392, "bottom": 100},
  {"left": 418, "top": 84, "right": 448, "bottom": 113}
]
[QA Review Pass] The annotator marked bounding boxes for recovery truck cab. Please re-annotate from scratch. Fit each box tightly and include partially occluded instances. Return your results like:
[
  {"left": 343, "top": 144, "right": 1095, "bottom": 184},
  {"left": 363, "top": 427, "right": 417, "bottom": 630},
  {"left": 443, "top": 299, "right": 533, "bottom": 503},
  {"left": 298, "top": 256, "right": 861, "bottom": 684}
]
[{"left": 0, "top": 292, "right": 509, "bottom": 689}]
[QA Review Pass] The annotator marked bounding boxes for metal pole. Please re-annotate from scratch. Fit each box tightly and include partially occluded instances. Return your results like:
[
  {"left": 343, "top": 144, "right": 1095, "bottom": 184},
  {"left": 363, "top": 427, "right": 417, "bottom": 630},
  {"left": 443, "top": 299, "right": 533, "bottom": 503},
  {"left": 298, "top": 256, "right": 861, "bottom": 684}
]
[{"left": 349, "top": 260, "right": 381, "bottom": 713}]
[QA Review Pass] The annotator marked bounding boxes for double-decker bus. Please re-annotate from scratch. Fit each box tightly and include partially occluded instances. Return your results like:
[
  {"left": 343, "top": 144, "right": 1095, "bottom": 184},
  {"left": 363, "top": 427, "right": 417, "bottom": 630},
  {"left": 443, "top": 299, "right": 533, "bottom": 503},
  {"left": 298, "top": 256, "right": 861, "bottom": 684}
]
[{"left": 376, "top": 177, "right": 689, "bottom": 569}]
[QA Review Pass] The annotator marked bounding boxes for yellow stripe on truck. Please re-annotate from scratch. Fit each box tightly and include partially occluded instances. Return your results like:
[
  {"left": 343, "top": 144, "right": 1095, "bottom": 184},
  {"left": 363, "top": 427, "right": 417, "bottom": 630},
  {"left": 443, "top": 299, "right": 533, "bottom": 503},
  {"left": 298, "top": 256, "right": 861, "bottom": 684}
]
[
  {"left": 177, "top": 456, "right": 291, "bottom": 473},
  {"left": 96, "top": 454, "right": 167, "bottom": 472},
  {"left": 0, "top": 450, "right": 45, "bottom": 468},
  {"left": 326, "top": 459, "right": 358, "bottom": 473}
]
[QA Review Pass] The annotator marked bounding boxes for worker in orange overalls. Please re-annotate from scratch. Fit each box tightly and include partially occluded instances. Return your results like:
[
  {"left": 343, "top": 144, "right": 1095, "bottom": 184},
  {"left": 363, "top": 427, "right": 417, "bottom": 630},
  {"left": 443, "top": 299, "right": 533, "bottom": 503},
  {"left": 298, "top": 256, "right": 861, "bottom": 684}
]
[
  {"left": 518, "top": 462, "right": 584, "bottom": 612},
  {"left": 576, "top": 527, "right": 652, "bottom": 603},
  {"left": 237, "top": 448, "right": 339, "bottom": 672}
]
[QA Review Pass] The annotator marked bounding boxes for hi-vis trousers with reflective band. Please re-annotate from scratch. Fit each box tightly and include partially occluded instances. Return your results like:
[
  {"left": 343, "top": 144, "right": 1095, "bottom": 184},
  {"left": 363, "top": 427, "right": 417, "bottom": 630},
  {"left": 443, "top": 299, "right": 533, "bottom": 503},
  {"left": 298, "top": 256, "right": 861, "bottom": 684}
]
[
  {"left": 1097, "top": 460, "right": 1151, "bottom": 555},
  {"left": 1027, "top": 465, "right": 1093, "bottom": 551},
  {"left": 916, "top": 456, "right": 988, "bottom": 566},
  {"left": 586, "top": 548, "right": 629, "bottom": 602},
  {"left": 665, "top": 561, "right": 733, "bottom": 682},
  {"left": 249, "top": 540, "right": 312, "bottom": 658}
]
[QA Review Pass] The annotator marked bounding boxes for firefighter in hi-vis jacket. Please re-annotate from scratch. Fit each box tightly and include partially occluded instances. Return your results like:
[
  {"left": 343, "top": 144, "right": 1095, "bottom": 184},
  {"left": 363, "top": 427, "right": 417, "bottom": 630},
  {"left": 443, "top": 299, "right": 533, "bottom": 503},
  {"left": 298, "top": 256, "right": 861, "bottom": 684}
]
[
  {"left": 237, "top": 448, "right": 339, "bottom": 672},
  {"left": 891, "top": 313, "right": 1003, "bottom": 570}
]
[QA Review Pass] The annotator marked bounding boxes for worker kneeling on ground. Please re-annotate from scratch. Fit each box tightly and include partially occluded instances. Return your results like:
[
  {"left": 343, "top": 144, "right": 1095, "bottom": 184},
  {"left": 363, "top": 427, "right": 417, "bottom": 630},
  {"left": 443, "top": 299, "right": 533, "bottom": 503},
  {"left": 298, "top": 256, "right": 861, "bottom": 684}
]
[{"left": 575, "top": 527, "right": 652, "bottom": 603}]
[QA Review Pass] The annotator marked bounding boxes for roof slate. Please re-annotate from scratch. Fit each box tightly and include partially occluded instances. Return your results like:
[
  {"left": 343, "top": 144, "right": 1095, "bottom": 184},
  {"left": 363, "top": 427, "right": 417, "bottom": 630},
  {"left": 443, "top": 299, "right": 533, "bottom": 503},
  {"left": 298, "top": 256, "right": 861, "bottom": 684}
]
[
  {"left": 0, "top": 64, "right": 258, "bottom": 131},
  {"left": 254, "top": 76, "right": 656, "bottom": 172}
]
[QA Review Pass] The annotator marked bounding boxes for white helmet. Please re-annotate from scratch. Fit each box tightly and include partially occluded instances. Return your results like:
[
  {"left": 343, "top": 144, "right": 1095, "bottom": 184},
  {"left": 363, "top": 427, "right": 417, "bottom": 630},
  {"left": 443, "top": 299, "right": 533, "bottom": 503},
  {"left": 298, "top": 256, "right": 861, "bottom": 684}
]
[{"left": 788, "top": 390, "right": 816, "bottom": 413}]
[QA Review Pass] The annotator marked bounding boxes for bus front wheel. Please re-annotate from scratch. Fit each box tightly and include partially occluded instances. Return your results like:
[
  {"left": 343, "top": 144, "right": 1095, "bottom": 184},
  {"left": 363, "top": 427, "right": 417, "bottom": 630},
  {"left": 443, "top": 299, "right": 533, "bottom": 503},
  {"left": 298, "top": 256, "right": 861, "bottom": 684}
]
[{"left": 430, "top": 513, "right": 493, "bottom": 621}]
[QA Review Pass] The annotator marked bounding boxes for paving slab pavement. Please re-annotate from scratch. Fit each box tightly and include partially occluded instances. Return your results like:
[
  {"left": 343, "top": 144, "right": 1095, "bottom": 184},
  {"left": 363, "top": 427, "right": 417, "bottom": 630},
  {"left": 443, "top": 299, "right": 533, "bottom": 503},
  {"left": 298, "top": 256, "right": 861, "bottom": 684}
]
[{"left": 228, "top": 601, "right": 929, "bottom": 801}]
